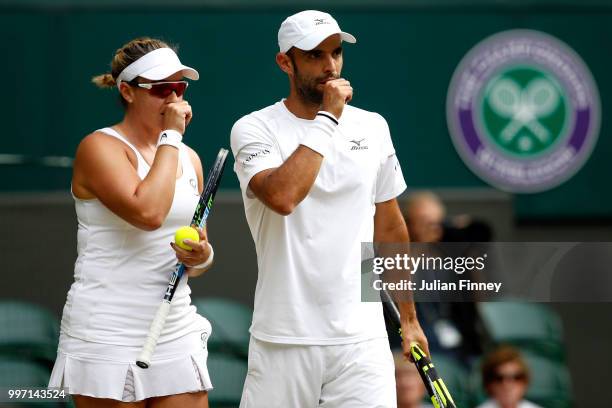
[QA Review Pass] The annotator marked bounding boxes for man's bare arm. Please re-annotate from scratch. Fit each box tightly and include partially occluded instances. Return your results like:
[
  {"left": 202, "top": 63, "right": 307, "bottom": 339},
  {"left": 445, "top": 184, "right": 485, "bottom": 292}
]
[
  {"left": 247, "top": 79, "right": 353, "bottom": 215},
  {"left": 374, "top": 198, "right": 429, "bottom": 357},
  {"left": 248, "top": 146, "right": 324, "bottom": 215}
]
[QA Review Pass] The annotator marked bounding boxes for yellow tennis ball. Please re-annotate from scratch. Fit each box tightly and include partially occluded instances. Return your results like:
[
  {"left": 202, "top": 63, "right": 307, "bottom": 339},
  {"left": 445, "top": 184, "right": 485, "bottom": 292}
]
[{"left": 175, "top": 226, "right": 199, "bottom": 251}]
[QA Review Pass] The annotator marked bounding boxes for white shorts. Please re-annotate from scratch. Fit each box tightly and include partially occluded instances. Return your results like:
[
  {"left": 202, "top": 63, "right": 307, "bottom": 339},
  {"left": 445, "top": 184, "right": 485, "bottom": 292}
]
[
  {"left": 48, "top": 321, "right": 213, "bottom": 402},
  {"left": 239, "top": 337, "right": 396, "bottom": 408}
]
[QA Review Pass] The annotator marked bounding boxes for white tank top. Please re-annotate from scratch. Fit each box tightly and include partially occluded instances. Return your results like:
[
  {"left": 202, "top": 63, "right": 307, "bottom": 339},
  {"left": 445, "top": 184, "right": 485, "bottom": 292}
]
[{"left": 60, "top": 127, "right": 207, "bottom": 346}]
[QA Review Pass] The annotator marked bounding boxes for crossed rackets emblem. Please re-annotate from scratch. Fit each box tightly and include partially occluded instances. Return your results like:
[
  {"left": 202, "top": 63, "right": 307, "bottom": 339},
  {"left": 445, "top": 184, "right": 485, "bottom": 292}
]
[{"left": 487, "top": 76, "right": 561, "bottom": 149}]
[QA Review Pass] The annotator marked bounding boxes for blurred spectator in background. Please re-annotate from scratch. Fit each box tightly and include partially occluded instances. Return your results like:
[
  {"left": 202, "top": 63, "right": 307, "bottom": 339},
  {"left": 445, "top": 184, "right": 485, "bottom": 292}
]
[
  {"left": 477, "top": 346, "right": 542, "bottom": 408},
  {"left": 394, "top": 351, "right": 434, "bottom": 408},
  {"left": 403, "top": 189, "right": 493, "bottom": 243},
  {"left": 404, "top": 191, "right": 445, "bottom": 243}
]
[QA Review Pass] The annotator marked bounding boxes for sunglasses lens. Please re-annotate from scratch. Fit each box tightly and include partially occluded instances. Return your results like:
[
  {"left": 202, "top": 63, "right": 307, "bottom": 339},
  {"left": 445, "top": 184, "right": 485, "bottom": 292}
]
[
  {"left": 149, "top": 82, "right": 187, "bottom": 98},
  {"left": 493, "top": 373, "right": 525, "bottom": 383}
]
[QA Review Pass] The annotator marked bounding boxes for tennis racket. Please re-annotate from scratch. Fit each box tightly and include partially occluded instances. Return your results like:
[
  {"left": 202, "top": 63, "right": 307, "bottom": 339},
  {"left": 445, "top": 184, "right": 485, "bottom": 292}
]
[
  {"left": 381, "top": 288, "right": 457, "bottom": 408},
  {"left": 136, "top": 148, "right": 229, "bottom": 369}
]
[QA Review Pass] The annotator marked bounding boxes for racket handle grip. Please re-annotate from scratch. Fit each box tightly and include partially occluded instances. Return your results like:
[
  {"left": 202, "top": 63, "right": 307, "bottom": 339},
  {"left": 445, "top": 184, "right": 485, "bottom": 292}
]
[{"left": 136, "top": 300, "right": 171, "bottom": 369}]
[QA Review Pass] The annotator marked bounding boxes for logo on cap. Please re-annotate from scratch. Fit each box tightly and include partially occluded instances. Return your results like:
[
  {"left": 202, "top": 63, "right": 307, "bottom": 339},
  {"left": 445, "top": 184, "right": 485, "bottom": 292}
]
[
  {"left": 314, "top": 18, "right": 330, "bottom": 25},
  {"left": 446, "top": 30, "right": 600, "bottom": 193}
]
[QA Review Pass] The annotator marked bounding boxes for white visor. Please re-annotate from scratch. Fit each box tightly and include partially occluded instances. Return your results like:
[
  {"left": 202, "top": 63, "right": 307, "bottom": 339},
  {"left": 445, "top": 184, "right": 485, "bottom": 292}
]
[{"left": 116, "top": 48, "right": 199, "bottom": 88}]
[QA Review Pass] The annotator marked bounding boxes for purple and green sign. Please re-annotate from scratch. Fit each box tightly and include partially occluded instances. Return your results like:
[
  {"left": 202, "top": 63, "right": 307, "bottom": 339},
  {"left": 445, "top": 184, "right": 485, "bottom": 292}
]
[{"left": 447, "top": 30, "right": 600, "bottom": 193}]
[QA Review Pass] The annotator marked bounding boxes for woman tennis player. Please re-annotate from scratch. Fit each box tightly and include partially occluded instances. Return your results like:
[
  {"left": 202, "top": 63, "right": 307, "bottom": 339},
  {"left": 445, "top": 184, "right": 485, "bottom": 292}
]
[{"left": 48, "top": 37, "right": 215, "bottom": 407}]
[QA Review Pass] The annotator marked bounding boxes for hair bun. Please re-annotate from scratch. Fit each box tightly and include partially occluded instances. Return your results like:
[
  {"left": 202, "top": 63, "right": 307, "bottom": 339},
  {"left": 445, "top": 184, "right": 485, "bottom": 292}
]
[{"left": 91, "top": 73, "right": 116, "bottom": 89}]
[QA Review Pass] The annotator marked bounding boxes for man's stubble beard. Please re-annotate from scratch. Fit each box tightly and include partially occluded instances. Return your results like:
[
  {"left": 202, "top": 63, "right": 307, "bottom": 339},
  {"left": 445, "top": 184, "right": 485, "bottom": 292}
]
[
  {"left": 289, "top": 55, "right": 339, "bottom": 107},
  {"left": 294, "top": 70, "right": 324, "bottom": 106}
]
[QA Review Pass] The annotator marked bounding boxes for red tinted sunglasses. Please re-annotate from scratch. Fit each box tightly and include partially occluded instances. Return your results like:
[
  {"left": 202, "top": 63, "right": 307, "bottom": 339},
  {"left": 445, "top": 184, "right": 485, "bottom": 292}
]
[{"left": 132, "top": 80, "right": 189, "bottom": 98}]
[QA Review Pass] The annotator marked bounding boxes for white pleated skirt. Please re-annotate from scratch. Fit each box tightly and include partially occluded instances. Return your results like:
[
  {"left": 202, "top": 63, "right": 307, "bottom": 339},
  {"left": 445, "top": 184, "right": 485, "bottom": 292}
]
[{"left": 48, "top": 320, "right": 213, "bottom": 402}]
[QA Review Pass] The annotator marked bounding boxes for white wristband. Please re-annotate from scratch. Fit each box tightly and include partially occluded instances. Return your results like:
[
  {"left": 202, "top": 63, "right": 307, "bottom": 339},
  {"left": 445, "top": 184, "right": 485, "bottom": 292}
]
[
  {"left": 300, "top": 113, "right": 338, "bottom": 157},
  {"left": 316, "top": 111, "right": 339, "bottom": 125},
  {"left": 186, "top": 242, "right": 214, "bottom": 270},
  {"left": 157, "top": 129, "right": 183, "bottom": 149}
]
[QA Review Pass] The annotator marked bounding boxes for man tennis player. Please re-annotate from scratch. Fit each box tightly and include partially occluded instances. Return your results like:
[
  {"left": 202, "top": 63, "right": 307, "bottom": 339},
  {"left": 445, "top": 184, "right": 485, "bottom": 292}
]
[{"left": 230, "top": 10, "right": 428, "bottom": 407}]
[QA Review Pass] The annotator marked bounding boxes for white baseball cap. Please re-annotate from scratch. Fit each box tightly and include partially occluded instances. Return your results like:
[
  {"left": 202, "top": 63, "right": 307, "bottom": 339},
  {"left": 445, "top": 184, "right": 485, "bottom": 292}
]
[
  {"left": 116, "top": 48, "right": 199, "bottom": 88},
  {"left": 278, "top": 10, "right": 357, "bottom": 53}
]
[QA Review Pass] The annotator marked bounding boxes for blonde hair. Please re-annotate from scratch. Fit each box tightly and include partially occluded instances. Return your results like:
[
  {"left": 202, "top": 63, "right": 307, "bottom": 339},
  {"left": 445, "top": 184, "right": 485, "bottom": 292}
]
[{"left": 92, "top": 37, "right": 176, "bottom": 89}]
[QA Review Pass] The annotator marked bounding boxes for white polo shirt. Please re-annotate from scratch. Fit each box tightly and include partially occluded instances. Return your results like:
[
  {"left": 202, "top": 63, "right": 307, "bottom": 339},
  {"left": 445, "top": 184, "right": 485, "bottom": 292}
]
[{"left": 230, "top": 100, "right": 407, "bottom": 345}]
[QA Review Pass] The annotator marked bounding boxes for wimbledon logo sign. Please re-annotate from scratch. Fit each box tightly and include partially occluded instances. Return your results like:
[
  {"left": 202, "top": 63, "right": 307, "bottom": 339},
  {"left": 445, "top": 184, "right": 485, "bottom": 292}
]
[{"left": 446, "top": 30, "right": 600, "bottom": 193}]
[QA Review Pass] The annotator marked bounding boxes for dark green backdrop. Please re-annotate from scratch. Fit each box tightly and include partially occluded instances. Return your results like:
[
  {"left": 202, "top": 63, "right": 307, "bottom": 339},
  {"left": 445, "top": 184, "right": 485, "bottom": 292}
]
[{"left": 1, "top": 1, "right": 610, "bottom": 219}]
